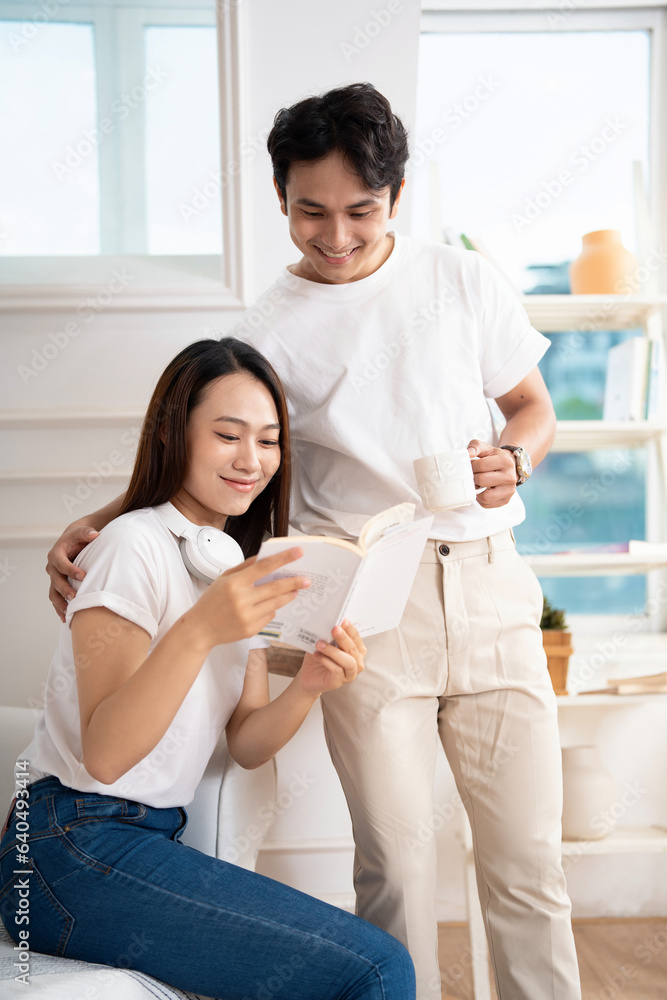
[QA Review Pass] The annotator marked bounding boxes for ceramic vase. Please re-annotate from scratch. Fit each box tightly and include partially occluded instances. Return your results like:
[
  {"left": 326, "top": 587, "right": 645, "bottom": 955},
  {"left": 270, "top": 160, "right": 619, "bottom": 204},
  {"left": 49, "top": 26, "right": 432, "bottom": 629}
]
[
  {"left": 561, "top": 745, "right": 617, "bottom": 841},
  {"left": 569, "top": 230, "right": 638, "bottom": 294}
]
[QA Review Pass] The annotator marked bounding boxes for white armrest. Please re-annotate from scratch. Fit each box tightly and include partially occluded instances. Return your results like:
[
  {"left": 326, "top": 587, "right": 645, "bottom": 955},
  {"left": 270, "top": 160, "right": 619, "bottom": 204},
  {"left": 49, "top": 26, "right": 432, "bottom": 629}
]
[{"left": 181, "top": 734, "right": 277, "bottom": 869}]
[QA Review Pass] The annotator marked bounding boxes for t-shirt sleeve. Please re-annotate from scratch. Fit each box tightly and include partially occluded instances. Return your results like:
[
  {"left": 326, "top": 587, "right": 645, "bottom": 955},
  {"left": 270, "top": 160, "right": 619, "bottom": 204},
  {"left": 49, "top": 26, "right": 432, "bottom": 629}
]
[
  {"left": 65, "top": 519, "right": 163, "bottom": 639},
  {"left": 249, "top": 634, "right": 271, "bottom": 651},
  {"left": 471, "top": 253, "right": 551, "bottom": 399}
]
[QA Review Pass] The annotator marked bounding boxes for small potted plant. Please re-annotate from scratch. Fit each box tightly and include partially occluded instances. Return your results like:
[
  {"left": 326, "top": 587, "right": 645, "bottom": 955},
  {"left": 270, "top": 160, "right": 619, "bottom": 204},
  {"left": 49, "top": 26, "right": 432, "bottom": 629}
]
[{"left": 540, "top": 596, "right": 573, "bottom": 696}]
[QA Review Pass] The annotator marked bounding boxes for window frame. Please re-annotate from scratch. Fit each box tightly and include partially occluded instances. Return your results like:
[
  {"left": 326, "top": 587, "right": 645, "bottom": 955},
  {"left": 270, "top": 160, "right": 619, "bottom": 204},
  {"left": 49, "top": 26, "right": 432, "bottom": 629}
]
[
  {"left": 420, "top": 4, "right": 667, "bottom": 262},
  {"left": 419, "top": 2, "right": 667, "bottom": 629},
  {"left": 0, "top": 0, "right": 251, "bottom": 310}
]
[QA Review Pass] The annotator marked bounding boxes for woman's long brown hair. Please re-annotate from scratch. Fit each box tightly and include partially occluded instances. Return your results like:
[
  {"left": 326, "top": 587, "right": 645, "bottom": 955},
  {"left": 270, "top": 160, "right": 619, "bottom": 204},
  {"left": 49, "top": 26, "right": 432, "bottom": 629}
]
[{"left": 121, "top": 338, "right": 291, "bottom": 557}]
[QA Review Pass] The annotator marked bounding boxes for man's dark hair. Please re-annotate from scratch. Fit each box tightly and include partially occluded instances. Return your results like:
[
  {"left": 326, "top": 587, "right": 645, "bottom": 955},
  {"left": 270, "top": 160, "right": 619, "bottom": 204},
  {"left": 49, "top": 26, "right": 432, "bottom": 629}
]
[{"left": 268, "top": 82, "right": 409, "bottom": 208}]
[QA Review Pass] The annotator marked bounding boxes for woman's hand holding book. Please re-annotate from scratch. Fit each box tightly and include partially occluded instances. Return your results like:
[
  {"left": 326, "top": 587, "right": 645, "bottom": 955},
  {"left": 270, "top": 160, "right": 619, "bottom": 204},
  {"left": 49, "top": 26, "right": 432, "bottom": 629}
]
[
  {"left": 298, "top": 620, "right": 366, "bottom": 695},
  {"left": 188, "top": 547, "right": 311, "bottom": 649}
]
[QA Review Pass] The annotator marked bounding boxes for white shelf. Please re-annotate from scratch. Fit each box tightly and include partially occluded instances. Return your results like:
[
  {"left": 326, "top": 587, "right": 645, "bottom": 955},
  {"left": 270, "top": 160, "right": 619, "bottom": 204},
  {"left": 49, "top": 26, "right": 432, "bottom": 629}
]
[
  {"left": 0, "top": 408, "right": 144, "bottom": 430},
  {"left": 261, "top": 836, "right": 354, "bottom": 854},
  {"left": 553, "top": 420, "right": 667, "bottom": 451},
  {"left": 524, "top": 551, "right": 667, "bottom": 577},
  {"left": 0, "top": 470, "right": 132, "bottom": 485},
  {"left": 557, "top": 693, "right": 667, "bottom": 706},
  {"left": 561, "top": 826, "right": 667, "bottom": 856},
  {"left": 521, "top": 294, "right": 667, "bottom": 332}
]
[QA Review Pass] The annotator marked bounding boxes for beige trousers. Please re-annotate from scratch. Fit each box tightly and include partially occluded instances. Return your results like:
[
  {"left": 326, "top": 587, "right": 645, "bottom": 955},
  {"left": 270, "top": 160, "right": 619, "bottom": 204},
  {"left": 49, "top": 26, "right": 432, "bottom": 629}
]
[{"left": 321, "top": 531, "right": 581, "bottom": 1000}]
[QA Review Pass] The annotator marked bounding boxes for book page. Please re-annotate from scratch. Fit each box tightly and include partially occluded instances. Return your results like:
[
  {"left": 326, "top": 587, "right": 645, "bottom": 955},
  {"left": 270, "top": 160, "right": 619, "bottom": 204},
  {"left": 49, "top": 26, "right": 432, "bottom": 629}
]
[
  {"left": 341, "top": 515, "right": 434, "bottom": 637},
  {"left": 358, "top": 502, "right": 416, "bottom": 552},
  {"left": 255, "top": 538, "right": 363, "bottom": 652}
]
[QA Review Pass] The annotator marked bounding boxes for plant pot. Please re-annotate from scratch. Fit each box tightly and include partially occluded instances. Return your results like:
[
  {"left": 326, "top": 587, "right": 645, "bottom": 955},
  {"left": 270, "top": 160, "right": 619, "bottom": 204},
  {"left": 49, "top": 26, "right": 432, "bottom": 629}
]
[
  {"left": 561, "top": 745, "right": 617, "bottom": 841},
  {"left": 569, "top": 229, "right": 638, "bottom": 294},
  {"left": 542, "top": 629, "right": 573, "bottom": 695}
]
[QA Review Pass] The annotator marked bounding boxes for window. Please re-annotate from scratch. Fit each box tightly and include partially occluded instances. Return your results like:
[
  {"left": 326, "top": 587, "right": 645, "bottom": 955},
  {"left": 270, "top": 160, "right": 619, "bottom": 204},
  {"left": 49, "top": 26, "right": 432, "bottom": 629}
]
[
  {"left": 414, "top": 19, "right": 650, "bottom": 288},
  {"left": 144, "top": 26, "right": 221, "bottom": 255},
  {"left": 416, "top": 6, "right": 662, "bottom": 617},
  {"left": 0, "top": 20, "right": 99, "bottom": 255},
  {"left": 0, "top": 0, "right": 247, "bottom": 305}
]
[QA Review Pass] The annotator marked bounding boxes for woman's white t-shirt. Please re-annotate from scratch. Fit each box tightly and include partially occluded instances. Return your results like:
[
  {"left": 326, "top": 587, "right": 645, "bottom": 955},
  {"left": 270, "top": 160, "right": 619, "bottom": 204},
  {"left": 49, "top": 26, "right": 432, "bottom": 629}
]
[
  {"left": 21, "top": 503, "right": 262, "bottom": 808},
  {"left": 235, "top": 233, "right": 550, "bottom": 542}
]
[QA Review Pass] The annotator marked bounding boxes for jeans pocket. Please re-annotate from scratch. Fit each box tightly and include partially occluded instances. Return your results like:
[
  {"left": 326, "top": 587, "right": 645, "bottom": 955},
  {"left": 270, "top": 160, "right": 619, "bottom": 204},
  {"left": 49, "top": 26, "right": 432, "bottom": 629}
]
[
  {"left": 74, "top": 795, "right": 147, "bottom": 822},
  {"left": 0, "top": 859, "right": 74, "bottom": 957}
]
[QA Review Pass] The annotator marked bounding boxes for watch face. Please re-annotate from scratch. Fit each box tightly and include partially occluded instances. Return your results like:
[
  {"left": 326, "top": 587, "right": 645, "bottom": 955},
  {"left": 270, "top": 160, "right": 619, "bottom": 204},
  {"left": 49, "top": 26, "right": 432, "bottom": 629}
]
[{"left": 517, "top": 448, "right": 532, "bottom": 479}]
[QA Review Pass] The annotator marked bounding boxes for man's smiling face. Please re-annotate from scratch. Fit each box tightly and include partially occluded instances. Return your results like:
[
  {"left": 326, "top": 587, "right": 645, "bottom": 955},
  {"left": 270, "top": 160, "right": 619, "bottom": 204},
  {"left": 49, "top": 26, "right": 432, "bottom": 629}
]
[{"left": 275, "top": 150, "right": 404, "bottom": 284}]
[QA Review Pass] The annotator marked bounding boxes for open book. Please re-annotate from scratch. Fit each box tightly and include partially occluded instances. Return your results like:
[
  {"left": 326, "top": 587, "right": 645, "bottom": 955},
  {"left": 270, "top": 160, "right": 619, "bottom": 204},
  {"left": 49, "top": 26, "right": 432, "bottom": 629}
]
[{"left": 256, "top": 503, "right": 434, "bottom": 653}]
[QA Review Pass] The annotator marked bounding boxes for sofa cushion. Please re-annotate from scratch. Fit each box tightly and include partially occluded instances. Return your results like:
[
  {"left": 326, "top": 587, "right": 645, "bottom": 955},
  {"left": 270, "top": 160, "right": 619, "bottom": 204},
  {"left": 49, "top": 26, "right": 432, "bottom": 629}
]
[{"left": 0, "top": 920, "right": 216, "bottom": 999}]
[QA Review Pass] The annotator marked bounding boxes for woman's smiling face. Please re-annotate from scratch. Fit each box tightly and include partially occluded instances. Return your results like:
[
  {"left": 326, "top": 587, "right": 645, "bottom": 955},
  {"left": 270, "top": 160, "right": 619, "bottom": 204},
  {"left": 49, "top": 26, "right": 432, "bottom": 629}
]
[{"left": 171, "top": 372, "right": 282, "bottom": 529}]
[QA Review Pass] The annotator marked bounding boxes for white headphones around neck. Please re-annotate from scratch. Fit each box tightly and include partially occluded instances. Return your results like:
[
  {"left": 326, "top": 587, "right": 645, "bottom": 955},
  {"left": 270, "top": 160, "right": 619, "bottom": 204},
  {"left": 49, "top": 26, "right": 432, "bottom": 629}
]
[{"left": 157, "top": 504, "right": 245, "bottom": 583}]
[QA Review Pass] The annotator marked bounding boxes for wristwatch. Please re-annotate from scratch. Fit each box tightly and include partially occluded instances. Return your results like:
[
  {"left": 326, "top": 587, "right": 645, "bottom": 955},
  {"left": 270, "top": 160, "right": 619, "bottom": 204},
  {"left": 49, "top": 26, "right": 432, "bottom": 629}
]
[{"left": 500, "top": 445, "right": 532, "bottom": 485}]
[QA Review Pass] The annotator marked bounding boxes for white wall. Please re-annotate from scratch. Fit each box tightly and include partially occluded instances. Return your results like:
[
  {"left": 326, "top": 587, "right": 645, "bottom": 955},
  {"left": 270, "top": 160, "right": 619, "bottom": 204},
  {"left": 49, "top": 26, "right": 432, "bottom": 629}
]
[
  {"left": 1, "top": 0, "right": 665, "bottom": 924},
  {"left": 241, "top": 0, "right": 420, "bottom": 297}
]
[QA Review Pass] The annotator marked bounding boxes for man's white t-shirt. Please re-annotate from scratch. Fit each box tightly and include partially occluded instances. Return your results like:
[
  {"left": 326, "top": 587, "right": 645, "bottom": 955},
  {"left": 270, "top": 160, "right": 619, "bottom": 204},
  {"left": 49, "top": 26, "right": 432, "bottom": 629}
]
[
  {"left": 21, "top": 503, "right": 262, "bottom": 808},
  {"left": 234, "top": 233, "right": 550, "bottom": 543}
]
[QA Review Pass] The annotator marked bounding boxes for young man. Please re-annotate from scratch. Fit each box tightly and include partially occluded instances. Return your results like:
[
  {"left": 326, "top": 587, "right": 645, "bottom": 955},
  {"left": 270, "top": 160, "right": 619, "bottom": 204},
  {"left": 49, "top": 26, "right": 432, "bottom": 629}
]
[{"left": 48, "top": 84, "right": 581, "bottom": 1000}]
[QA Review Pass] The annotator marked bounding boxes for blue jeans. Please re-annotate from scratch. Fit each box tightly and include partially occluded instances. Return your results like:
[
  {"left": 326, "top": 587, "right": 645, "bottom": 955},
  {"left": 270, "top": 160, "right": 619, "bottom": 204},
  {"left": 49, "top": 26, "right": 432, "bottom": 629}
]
[{"left": 0, "top": 777, "right": 415, "bottom": 999}]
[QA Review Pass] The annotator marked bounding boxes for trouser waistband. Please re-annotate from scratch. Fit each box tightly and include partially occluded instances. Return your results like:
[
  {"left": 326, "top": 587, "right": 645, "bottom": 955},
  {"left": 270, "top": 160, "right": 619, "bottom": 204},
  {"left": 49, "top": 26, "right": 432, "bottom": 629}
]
[{"left": 421, "top": 527, "right": 516, "bottom": 563}]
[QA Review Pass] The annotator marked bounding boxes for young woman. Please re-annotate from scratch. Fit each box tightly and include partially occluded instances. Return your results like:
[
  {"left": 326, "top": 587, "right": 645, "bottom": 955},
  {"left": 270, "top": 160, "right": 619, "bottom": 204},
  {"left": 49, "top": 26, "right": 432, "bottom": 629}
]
[{"left": 0, "top": 338, "right": 415, "bottom": 1000}]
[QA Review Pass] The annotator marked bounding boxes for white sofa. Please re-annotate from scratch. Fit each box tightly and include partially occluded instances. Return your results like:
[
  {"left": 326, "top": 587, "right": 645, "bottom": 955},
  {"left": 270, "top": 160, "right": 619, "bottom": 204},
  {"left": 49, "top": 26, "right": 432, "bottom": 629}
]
[{"left": 0, "top": 706, "right": 277, "bottom": 999}]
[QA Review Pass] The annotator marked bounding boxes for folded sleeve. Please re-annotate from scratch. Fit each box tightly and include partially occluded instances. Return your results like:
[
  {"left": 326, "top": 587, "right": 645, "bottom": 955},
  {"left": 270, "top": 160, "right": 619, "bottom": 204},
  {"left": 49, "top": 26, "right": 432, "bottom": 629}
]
[
  {"left": 65, "top": 518, "right": 164, "bottom": 638},
  {"left": 471, "top": 253, "right": 551, "bottom": 399},
  {"left": 249, "top": 634, "right": 271, "bottom": 651}
]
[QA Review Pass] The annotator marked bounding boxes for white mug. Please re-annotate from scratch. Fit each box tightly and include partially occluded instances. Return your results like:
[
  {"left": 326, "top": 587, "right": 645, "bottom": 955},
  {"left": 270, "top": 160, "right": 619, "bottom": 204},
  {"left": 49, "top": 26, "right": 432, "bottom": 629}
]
[{"left": 413, "top": 449, "right": 487, "bottom": 512}]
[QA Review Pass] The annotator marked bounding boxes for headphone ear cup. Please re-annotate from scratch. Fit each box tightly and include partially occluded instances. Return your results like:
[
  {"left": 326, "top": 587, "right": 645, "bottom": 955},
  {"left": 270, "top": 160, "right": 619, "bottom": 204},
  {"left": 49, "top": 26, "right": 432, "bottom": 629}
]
[
  {"left": 179, "top": 537, "right": 215, "bottom": 583},
  {"left": 179, "top": 528, "right": 244, "bottom": 583}
]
